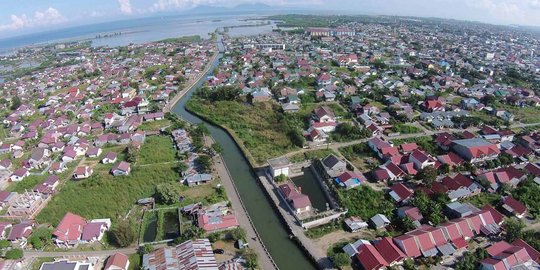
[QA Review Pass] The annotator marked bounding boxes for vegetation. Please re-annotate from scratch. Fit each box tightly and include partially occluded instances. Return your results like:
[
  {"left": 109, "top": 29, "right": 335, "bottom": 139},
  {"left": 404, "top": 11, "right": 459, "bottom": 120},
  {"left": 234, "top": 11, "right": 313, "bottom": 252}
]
[
  {"left": 187, "top": 99, "right": 300, "bottom": 164},
  {"left": 196, "top": 155, "right": 213, "bottom": 173},
  {"left": 417, "top": 166, "right": 438, "bottom": 187},
  {"left": 29, "top": 227, "right": 53, "bottom": 249},
  {"left": 7, "top": 175, "right": 44, "bottom": 193},
  {"left": 512, "top": 179, "right": 540, "bottom": 218},
  {"left": 332, "top": 122, "right": 371, "bottom": 142},
  {"left": 305, "top": 220, "right": 341, "bottom": 238},
  {"left": 4, "top": 248, "right": 23, "bottom": 259},
  {"left": 109, "top": 220, "right": 136, "bottom": 247},
  {"left": 392, "top": 124, "right": 421, "bottom": 134},
  {"left": 155, "top": 182, "right": 181, "bottom": 205},
  {"left": 330, "top": 252, "right": 352, "bottom": 268},
  {"left": 454, "top": 248, "right": 488, "bottom": 270},
  {"left": 504, "top": 218, "right": 526, "bottom": 243},
  {"left": 138, "top": 136, "right": 177, "bottom": 165},
  {"left": 410, "top": 192, "right": 447, "bottom": 225},
  {"left": 337, "top": 186, "right": 394, "bottom": 220},
  {"left": 339, "top": 143, "right": 379, "bottom": 171},
  {"left": 37, "top": 163, "right": 179, "bottom": 224},
  {"left": 391, "top": 136, "right": 443, "bottom": 155}
]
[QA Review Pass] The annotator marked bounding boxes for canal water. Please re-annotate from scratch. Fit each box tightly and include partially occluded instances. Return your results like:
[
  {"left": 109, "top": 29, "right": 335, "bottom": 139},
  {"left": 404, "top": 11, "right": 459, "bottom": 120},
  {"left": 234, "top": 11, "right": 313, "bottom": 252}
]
[
  {"left": 291, "top": 168, "right": 331, "bottom": 212},
  {"left": 172, "top": 39, "right": 316, "bottom": 270}
]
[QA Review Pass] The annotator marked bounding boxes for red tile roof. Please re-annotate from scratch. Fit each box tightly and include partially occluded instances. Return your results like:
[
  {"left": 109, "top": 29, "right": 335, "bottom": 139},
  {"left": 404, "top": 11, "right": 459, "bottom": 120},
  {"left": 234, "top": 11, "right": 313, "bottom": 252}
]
[
  {"left": 374, "top": 237, "right": 406, "bottom": 264},
  {"left": 357, "top": 244, "right": 388, "bottom": 270}
]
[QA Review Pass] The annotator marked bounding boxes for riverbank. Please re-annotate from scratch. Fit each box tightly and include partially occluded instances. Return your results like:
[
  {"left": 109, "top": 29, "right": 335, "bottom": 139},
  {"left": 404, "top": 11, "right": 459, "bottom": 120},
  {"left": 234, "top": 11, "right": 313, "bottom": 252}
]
[
  {"left": 163, "top": 50, "right": 219, "bottom": 113},
  {"left": 206, "top": 136, "right": 279, "bottom": 270},
  {"left": 256, "top": 170, "right": 335, "bottom": 269}
]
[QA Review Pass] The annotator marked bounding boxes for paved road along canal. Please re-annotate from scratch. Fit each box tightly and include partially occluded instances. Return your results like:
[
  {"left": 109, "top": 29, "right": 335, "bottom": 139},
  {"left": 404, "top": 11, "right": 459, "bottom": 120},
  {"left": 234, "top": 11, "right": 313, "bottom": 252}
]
[{"left": 171, "top": 38, "right": 317, "bottom": 270}]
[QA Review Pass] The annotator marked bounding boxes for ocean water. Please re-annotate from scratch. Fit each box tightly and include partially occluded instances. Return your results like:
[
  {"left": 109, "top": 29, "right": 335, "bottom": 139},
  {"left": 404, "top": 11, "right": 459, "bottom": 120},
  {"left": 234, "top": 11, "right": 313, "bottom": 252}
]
[{"left": 0, "top": 13, "right": 276, "bottom": 53}]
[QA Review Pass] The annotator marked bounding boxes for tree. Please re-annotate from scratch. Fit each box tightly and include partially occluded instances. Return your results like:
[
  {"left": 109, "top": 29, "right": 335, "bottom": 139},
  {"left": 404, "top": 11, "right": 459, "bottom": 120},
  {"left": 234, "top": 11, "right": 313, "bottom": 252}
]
[
  {"left": 274, "top": 174, "right": 287, "bottom": 183},
  {"left": 331, "top": 252, "right": 351, "bottom": 267},
  {"left": 504, "top": 218, "right": 525, "bottom": 242},
  {"left": 211, "top": 143, "right": 223, "bottom": 154},
  {"left": 10, "top": 96, "right": 21, "bottom": 111},
  {"left": 140, "top": 244, "right": 155, "bottom": 254},
  {"left": 4, "top": 248, "right": 23, "bottom": 259},
  {"left": 155, "top": 183, "right": 180, "bottom": 205},
  {"left": 29, "top": 227, "right": 52, "bottom": 249},
  {"left": 403, "top": 259, "right": 416, "bottom": 270},
  {"left": 126, "top": 144, "right": 139, "bottom": 163},
  {"left": 230, "top": 228, "right": 246, "bottom": 241},
  {"left": 418, "top": 166, "right": 438, "bottom": 187},
  {"left": 109, "top": 220, "right": 136, "bottom": 247},
  {"left": 0, "top": 239, "right": 10, "bottom": 249},
  {"left": 242, "top": 249, "right": 259, "bottom": 269},
  {"left": 288, "top": 128, "right": 305, "bottom": 147},
  {"left": 196, "top": 155, "right": 213, "bottom": 173}
]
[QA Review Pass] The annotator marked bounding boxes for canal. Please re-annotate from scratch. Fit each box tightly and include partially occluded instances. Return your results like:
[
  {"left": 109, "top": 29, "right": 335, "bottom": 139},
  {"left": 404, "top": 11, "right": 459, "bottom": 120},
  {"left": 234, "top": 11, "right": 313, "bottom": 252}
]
[{"left": 172, "top": 38, "right": 316, "bottom": 270}]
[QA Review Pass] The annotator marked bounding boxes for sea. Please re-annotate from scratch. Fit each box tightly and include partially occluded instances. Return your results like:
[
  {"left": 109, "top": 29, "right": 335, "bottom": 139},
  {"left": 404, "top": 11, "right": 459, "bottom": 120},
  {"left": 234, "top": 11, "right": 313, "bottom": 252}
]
[{"left": 0, "top": 12, "right": 277, "bottom": 54}]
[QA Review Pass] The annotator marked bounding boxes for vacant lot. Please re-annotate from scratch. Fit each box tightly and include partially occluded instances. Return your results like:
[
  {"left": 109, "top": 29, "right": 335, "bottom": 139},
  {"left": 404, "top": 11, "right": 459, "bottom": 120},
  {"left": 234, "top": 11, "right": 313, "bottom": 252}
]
[{"left": 138, "top": 136, "right": 177, "bottom": 165}]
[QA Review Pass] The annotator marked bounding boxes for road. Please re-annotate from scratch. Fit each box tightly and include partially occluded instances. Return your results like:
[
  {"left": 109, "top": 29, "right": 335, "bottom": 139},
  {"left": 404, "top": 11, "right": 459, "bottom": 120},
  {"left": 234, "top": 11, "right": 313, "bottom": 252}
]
[
  {"left": 163, "top": 51, "right": 219, "bottom": 113},
  {"left": 206, "top": 136, "right": 279, "bottom": 270},
  {"left": 24, "top": 247, "right": 138, "bottom": 258}
]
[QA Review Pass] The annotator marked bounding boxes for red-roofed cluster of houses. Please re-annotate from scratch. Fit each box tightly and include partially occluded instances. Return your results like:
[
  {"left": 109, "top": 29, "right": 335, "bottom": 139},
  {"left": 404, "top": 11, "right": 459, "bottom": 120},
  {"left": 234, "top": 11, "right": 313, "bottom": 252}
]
[
  {"left": 52, "top": 212, "right": 111, "bottom": 247},
  {"left": 354, "top": 207, "right": 509, "bottom": 270}
]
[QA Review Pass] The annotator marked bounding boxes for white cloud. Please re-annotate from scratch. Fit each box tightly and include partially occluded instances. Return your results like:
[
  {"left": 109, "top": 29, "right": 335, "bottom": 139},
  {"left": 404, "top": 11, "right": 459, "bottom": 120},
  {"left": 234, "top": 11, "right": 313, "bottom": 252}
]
[
  {"left": 529, "top": 0, "right": 540, "bottom": 9},
  {"left": 118, "top": 0, "right": 133, "bottom": 14},
  {"left": 0, "top": 7, "right": 65, "bottom": 32}
]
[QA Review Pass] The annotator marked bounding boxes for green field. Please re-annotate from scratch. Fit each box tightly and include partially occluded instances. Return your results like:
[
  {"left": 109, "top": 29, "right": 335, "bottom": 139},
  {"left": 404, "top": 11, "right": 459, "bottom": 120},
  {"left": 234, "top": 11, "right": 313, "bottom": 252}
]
[
  {"left": 36, "top": 136, "right": 180, "bottom": 225},
  {"left": 187, "top": 100, "right": 300, "bottom": 164},
  {"left": 138, "top": 136, "right": 177, "bottom": 165}
]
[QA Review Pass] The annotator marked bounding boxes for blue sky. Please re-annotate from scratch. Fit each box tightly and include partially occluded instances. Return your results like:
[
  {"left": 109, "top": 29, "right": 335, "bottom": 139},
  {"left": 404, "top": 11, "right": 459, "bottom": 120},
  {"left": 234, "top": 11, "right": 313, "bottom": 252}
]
[{"left": 1, "top": 0, "right": 540, "bottom": 38}]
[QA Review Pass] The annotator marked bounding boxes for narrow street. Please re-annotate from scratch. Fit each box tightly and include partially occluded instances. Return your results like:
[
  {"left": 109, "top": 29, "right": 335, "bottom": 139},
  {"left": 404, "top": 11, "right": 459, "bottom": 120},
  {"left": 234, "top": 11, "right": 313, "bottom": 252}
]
[{"left": 206, "top": 136, "right": 279, "bottom": 270}]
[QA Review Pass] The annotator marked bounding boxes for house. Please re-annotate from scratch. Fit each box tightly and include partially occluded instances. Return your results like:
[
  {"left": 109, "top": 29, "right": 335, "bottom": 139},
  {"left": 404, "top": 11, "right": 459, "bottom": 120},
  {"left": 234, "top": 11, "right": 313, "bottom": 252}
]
[
  {"left": 73, "top": 166, "right": 93, "bottom": 180},
  {"left": 409, "top": 149, "right": 436, "bottom": 170},
  {"left": 49, "top": 162, "right": 67, "bottom": 174},
  {"left": 357, "top": 244, "right": 388, "bottom": 270},
  {"left": 34, "top": 175, "right": 60, "bottom": 195},
  {"left": 313, "top": 106, "right": 336, "bottom": 123},
  {"left": 0, "top": 159, "right": 12, "bottom": 170},
  {"left": 142, "top": 239, "right": 218, "bottom": 270},
  {"left": 452, "top": 138, "right": 500, "bottom": 163},
  {"left": 0, "top": 191, "right": 17, "bottom": 210},
  {"left": 321, "top": 155, "right": 347, "bottom": 177},
  {"left": 389, "top": 183, "right": 414, "bottom": 204},
  {"left": 197, "top": 205, "right": 239, "bottom": 232},
  {"left": 374, "top": 237, "right": 406, "bottom": 266},
  {"left": 344, "top": 216, "right": 368, "bottom": 232},
  {"left": 397, "top": 206, "right": 423, "bottom": 226},
  {"left": 10, "top": 168, "right": 29, "bottom": 182},
  {"left": 279, "top": 182, "right": 312, "bottom": 215},
  {"left": 370, "top": 214, "right": 391, "bottom": 229},
  {"left": 29, "top": 148, "right": 51, "bottom": 169},
  {"left": 111, "top": 161, "right": 131, "bottom": 176},
  {"left": 422, "top": 96, "right": 445, "bottom": 112},
  {"left": 53, "top": 212, "right": 110, "bottom": 247},
  {"left": 501, "top": 196, "right": 527, "bottom": 218},
  {"left": 86, "top": 147, "right": 102, "bottom": 158},
  {"left": 39, "top": 260, "right": 95, "bottom": 270},
  {"left": 267, "top": 157, "right": 290, "bottom": 178},
  {"left": 53, "top": 212, "right": 87, "bottom": 246},
  {"left": 184, "top": 174, "right": 212, "bottom": 186},
  {"left": 102, "top": 152, "right": 117, "bottom": 164},
  {"left": 7, "top": 222, "right": 32, "bottom": 246},
  {"left": 104, "top": 252, "right": 130, "bottom": 270},
  {"left": 335, "top": 171, "right": 365, "bottom": 189}
]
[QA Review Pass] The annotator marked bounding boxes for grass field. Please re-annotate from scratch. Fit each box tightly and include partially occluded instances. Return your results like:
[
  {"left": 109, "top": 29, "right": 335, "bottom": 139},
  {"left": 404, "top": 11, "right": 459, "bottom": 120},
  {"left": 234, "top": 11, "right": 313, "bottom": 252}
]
[
  {"left": 187, "top": 100, "right": 299, "bottom": 164},
  {"left": 339, "top": 143, "right": 380, "bottom": 171},
  {"left": 36, "top": 136, "right": 180, "bottom": 226},
  {"left": 138, "top": 136, "right": 177, "bottom": 165},
  {"left": 138, "top": 119, "right": 171, "bottom": 132}
]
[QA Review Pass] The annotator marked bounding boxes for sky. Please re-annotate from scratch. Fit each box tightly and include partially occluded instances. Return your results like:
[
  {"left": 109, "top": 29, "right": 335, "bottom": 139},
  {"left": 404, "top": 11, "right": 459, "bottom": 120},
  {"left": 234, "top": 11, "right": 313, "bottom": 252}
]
[{"left": 1, "top": 0, "right": 540, "bottom": 38}]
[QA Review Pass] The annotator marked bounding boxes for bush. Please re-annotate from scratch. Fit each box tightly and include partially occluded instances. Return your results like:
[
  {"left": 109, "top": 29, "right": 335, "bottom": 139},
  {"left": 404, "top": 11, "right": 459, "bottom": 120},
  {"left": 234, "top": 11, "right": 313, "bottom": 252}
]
[
  {"left": 109, "top": 221, "right": 136, "bottom": 247},
  {"left": 4, "top": 248, "right": 23, "bottom": 259},
  {"left": 155, "top": 183, "right": 180, "bottom": 205},
  {"left": 331, "top": 252, "right": 351, "bottom": 267},
  {"left": 230, "top": 228, "right": 246, "bottom": 241}
]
